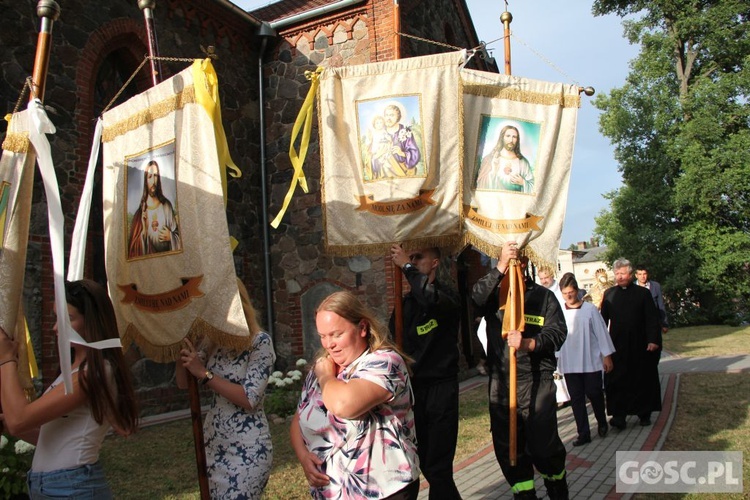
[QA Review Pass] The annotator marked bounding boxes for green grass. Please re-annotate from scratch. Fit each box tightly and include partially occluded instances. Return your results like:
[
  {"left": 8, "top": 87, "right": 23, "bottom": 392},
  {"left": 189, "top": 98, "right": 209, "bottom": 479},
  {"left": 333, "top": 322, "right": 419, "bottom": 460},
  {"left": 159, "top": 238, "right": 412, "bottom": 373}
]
[
  {"left": 633, "top": 372, "right": 750, "bottom": 500},
  {"left": 663, "top": 325, "right": 750, "bottom": 357}
]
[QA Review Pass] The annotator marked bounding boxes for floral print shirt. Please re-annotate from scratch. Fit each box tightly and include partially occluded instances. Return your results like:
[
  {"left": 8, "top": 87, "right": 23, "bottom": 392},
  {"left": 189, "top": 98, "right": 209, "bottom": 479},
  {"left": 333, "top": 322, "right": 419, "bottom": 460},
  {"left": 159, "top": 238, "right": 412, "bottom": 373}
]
[{"left": 297, "top": 349, "right": 420, "bottom": 499}]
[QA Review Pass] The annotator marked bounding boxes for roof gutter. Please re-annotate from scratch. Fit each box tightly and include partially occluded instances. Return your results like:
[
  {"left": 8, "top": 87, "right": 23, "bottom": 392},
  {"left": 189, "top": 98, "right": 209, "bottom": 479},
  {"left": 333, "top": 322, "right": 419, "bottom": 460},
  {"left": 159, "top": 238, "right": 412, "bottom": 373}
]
[
  {"left": 270, "top": 0, "right": 366, "bottom": 29},
  {"left": 214, "top": 0, "right": 263, "bottom": 26}
]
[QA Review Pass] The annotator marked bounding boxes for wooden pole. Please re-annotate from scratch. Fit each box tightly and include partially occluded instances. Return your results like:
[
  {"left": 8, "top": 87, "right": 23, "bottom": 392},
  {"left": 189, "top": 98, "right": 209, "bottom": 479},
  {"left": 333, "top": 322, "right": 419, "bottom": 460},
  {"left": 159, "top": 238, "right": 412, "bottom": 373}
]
[
  {"left": 138, "top": 0, "right": 163, "bottom": 86},
  {"left": 391, "top": 0, "right": 404, "bottom": 349},
  {"left": 508, "top": 260, "right": 518, "bottom": 466},
  {"left": 500, "top": 10, "right": 512, "bottom": 76},
  {"left": 501, "top": 7, "right": 517, "bottom": 467},
  {"left": 135, "top": 1, "right": 208, "bottom": 496},
  {"left": 29, "top": 0, "right": 60, "bottom": 102}
]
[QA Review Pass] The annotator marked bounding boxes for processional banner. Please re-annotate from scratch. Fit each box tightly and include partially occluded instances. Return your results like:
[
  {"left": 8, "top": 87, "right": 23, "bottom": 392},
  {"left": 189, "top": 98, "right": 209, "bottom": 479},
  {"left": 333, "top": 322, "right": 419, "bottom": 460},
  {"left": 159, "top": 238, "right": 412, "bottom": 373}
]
[
  {"left": 0, "top": 110, "right": 37, "bottom": 393},
  {"left": 461, "top": 69, "right": 580, "bottom": 269},
  {"left": 318, "top": 51, "right": 465, "bottom": 256},
  {"left": 101, "top": 60, "right": 250, "bottom": 361}
]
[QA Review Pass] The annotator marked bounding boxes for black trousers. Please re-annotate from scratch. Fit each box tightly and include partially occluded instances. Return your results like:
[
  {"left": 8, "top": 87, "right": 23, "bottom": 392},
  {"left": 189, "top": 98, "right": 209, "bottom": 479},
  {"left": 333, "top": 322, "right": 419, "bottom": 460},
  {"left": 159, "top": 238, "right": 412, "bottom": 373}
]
[
  {"left": 413, "top": 378, "right": 461, "bottom": 500},
  {"left": 564, "top": 371, "right": 607, "bottom": 439},
  {"left": 488, "top": 373, "right": 567, "bottom": 492}
]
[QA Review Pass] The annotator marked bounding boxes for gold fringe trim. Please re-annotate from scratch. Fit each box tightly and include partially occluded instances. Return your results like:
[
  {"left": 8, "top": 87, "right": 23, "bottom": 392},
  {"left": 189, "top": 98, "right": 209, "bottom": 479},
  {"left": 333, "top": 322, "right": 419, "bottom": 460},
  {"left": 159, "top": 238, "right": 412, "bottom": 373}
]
[
  {"left": 2, "top": 132, "right": 30, "bottom": 153},
  {"left": 102, "top": 86, "right": 196, "bottom": 143},
  {"left": 324, "top": 233, "right": 461, "bottom": 257},
  {"left": 458, "top": 233, "right": 556, "bottom": 273},
  {"left": 121, "top": 316, "right": 253, "bottom": 363},
  {"left": 463, "top": 84, "right": 580, "bottom": 108}
]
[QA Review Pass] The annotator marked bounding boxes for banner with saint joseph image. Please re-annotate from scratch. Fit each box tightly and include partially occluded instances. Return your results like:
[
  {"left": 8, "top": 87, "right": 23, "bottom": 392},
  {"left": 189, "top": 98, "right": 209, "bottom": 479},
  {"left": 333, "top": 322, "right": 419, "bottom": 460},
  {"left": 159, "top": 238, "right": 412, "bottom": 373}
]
[
  {"left": 318, "top": 51, "right": 464, "bottom": 256},
  {"left": 461, "top": 69, "right": 580, "bottom": 269},
  {"left": 101, "top": 60, "right": 250, "bottom": 361}
]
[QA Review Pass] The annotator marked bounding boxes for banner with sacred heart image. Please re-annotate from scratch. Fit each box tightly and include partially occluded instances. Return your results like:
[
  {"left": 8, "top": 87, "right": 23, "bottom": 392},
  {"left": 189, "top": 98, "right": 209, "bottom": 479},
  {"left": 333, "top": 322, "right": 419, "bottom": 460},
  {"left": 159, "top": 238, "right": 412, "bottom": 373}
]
[
  {"left": 318, "top": 51, "right": 465, "bottom": 256},
  {"left": 461, "top": 69, "right": 580, "bottom": 269},
  {"left": 100, "top": 59, "right": 250, "bottom": 361}
]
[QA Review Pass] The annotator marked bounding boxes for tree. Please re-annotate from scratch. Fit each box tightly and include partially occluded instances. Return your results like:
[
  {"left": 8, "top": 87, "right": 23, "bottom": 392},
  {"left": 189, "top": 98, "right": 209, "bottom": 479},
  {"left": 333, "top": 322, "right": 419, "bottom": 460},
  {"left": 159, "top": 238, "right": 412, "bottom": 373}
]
[{"left": 592, "top": 0, "right": 750, "bottom": 324}]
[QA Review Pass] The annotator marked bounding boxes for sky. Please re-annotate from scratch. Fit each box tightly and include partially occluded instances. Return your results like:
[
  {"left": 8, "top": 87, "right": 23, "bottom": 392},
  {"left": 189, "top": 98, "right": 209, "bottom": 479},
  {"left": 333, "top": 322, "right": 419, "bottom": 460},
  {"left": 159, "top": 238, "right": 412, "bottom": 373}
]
[{"left": 232, "top": 0, "right": 640, "bottom": 248}]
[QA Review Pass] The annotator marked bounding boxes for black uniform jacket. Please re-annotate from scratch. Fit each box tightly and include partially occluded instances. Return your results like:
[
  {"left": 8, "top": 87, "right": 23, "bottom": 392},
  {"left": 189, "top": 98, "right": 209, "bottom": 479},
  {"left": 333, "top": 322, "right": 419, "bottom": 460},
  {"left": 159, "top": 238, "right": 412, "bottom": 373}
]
[{"left": 472, "top": 268, "right": 567, "bottom": 380}]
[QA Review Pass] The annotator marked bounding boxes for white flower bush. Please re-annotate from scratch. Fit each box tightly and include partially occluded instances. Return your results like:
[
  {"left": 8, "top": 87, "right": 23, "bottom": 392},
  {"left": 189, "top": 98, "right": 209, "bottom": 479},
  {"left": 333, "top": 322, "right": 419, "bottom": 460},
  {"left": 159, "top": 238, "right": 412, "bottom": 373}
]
[
  {"left": 0, "top": 435, "right": 35, "bottom": 496},
  {"left": 266, "top": 358, "right": 309, "bottom": 418}
]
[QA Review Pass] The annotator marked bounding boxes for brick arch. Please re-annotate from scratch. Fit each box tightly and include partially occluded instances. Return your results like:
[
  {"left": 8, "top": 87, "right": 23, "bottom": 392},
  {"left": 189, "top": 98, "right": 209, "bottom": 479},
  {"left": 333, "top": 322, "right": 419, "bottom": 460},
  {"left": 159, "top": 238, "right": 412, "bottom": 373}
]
[{"left": 74, "top": 18, "right": 151, "bottom": 164}]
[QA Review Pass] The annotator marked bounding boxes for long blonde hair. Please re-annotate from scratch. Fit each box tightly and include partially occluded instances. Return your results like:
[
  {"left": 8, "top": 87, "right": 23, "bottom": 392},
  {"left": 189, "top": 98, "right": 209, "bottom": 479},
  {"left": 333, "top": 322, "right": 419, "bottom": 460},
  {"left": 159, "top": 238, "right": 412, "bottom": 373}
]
[
  {"left": 315, "top": 291, "right": 412, "bottom": 366},
  {"left": 198, "top": 279, "right": 263, "bottom": 354}
]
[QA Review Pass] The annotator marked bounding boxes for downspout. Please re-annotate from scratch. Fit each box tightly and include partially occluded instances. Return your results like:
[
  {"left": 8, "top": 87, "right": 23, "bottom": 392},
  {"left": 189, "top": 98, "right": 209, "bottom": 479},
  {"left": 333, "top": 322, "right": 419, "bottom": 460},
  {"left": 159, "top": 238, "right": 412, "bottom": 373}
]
[{"left": 257, "top": 22, "right": 277, "bottom": 342}]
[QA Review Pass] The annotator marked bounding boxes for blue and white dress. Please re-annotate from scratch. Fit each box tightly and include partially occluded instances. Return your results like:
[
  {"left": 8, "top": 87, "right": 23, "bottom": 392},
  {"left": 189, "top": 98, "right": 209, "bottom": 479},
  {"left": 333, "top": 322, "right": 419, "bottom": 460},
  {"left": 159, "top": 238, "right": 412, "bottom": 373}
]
[{"left": 203, "top": 331, "right": 275, "bottom": 499}]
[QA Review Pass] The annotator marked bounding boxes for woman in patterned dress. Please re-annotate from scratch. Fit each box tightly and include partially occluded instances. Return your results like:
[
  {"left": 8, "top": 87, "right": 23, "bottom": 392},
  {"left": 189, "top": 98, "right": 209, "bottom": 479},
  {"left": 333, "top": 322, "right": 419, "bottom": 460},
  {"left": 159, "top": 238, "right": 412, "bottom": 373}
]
[
  {"left": 291, "top": 290, "right": 420, "bottom": 499},
  {"left": 177, "top": 280, "right": 275, "bottom": 499}
]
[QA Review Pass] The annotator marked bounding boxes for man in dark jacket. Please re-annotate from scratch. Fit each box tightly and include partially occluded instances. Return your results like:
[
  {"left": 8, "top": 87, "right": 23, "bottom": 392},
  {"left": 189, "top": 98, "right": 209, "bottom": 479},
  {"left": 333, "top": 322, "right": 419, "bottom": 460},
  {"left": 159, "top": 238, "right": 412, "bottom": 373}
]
[
  {"left": 472, "top": 241, "right": 568, "bottom": 500},
  {"left": 390, "top": 244, "right": 461, "bottom": 499}
]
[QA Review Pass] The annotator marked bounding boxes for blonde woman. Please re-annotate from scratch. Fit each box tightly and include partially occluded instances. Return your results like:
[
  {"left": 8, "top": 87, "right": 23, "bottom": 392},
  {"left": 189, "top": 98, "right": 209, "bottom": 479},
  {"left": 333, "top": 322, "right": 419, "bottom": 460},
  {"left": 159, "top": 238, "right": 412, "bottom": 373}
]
[
  {"left": 291, "top": 291, "right": 420, "bottom": 499},
  {"left": 177, "top": 280, "right": 275, "bottom": 499}
]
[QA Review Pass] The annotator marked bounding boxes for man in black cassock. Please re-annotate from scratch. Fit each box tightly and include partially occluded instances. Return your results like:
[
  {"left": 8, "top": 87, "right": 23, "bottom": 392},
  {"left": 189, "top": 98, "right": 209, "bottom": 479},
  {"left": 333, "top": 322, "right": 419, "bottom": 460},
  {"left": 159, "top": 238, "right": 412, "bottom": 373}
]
[{"left": 601, "top": 258, "right": 662, "bottom": 429}]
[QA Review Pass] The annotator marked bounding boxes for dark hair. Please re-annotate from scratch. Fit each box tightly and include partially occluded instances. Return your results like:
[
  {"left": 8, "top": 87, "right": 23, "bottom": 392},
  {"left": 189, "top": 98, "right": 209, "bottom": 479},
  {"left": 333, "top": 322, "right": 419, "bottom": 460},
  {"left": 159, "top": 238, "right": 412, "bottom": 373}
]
[
  {"left": 66, "top": 279, "right": 139, "bottom": 434},
  {"left": 558, "top": 272, "right": 578, "bottom": 291},
  {"left": 635, "top": 264, "right": 648, "bottom": 272}
]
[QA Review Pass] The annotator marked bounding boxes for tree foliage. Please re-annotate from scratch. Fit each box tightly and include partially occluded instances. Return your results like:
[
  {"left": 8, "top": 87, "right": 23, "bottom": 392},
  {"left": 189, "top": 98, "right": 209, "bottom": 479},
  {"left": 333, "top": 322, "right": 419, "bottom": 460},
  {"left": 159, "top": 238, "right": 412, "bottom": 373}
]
[{"left": 592, "top": 0, "right": 750, "bottom": 324}]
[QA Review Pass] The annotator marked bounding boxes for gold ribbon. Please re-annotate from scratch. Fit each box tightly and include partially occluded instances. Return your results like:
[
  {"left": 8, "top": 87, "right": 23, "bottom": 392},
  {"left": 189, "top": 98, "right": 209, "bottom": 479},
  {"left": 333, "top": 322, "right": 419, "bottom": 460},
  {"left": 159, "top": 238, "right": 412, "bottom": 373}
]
[
  {"left": 270, "top": 67, "right": 323, "bottom": 228},
  {"left": 464, "top": 205, "right": 543, "bottom": 234},
  {"left": 191, "top": 58, "right": 241, "bottom": 250},
  {"left": 118, "top": 276, "right": 205, "bottom": 313},
  {"left": 355, "top": 189, "right": 437, "bottom": 215}
]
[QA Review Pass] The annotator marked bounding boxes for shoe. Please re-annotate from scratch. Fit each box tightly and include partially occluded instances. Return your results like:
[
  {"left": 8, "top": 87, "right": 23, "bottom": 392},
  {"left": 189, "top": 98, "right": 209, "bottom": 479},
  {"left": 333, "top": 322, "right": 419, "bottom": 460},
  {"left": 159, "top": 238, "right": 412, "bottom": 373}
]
[
  {"left": 598, "top": 423, "right": 609, "bottom": 437},
  {"left": 609, "top": 417, "right": 626, "bottom": 430},
  {"left": 513, "top": 490, "right": 539, "bottom": 499},
  {"left": 573, "top": 435, "right": 591, "bottom": 446},
  {"left": 639, "top": 417, "right": 652, "bottom": 426}
]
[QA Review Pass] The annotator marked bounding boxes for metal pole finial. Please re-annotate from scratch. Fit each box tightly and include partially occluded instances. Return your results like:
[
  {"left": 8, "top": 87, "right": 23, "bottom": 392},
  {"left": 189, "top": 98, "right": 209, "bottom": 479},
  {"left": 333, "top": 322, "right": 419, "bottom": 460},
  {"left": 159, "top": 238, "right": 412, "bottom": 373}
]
[
  {"left": 36, "top": 0, "right": 61, "bottom": 21},
  {"left": 138, "top": 0, "right": 156, "bottom": 10}
]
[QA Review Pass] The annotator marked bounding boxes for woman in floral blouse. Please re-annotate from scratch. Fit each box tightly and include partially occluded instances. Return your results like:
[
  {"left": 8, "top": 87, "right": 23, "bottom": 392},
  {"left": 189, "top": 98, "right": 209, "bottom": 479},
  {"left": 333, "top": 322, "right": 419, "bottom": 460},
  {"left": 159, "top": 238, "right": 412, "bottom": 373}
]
[{"left": 291, "top": 291, "right": 420, "bottom": 499}]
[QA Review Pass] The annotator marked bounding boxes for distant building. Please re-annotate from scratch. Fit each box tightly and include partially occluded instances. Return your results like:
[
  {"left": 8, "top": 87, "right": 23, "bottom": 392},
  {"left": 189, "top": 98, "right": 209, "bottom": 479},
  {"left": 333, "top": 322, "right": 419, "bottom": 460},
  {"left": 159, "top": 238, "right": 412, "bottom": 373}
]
[{"left": 536, "top": 239, "right": 613, "bottom": 292}]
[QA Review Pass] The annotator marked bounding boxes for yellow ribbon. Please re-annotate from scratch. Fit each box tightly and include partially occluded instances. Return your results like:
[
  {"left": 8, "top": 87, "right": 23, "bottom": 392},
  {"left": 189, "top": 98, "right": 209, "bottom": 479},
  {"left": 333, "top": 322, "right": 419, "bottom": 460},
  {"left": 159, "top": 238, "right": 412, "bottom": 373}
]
[
  {"left": 270, "top": 67, "right": 323, "bottom": 228},
  {"left": 24, "top": 315, "right": 38, "bottom": 379},
  {"left": 191, "top": 59, "right": 241, "bottom": 250},
  {"left": 191, "top": 59, "right": 242, "bottom": 203}
]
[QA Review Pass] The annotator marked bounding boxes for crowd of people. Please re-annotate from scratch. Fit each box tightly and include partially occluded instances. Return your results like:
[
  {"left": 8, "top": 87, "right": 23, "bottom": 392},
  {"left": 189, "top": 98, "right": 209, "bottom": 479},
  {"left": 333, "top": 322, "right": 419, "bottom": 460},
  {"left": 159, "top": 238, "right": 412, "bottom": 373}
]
[{"left": 0, "top": 244, "right": 668, "bottom": 500}]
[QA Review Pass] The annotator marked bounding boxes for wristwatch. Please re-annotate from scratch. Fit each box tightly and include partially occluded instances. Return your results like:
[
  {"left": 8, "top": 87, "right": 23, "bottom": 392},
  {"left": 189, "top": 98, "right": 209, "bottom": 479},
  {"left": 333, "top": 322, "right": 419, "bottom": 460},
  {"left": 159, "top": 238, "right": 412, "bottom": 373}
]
[
  {"left": 403, "top": 263, "right": 415, "bottom": 272},
  {"left": 200, "top": 370, "right": 214, "bottom": 385}
]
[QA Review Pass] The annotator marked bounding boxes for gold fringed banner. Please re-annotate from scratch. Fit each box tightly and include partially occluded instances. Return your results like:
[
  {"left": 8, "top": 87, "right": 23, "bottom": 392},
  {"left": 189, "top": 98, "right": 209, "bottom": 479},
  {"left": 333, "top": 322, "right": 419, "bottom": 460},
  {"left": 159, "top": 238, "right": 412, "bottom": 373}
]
[
  {"left": 461, "top": 70, "right": 580, "bottom": 270},
  {"left": 0, "top": 111, "right": 37, "bottom": 394},
  {"left": 319, "top": 51, "right": 465, "bottom": 256},
  {"left": 101, "top": 60, "right": 250, "bottom": 362}
]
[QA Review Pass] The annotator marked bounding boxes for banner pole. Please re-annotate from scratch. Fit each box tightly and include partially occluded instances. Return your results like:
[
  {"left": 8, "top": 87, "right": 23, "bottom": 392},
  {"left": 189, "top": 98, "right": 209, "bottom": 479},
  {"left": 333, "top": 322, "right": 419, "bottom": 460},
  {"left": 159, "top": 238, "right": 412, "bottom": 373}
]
[
  {"left": 135, "top": 1, "right": 208, "bottom": 497},
  {"left": 138, "top": 0, "right": 163, "bottom": 86},
  {"left": 29, "top": 0, "right": 60, "bottom": 103},
  {"left": 501, "top": 6, "right": 518, "bottom": 467},
  {"left": 391, "top": 0, "right": 404, "bottom": 349}
]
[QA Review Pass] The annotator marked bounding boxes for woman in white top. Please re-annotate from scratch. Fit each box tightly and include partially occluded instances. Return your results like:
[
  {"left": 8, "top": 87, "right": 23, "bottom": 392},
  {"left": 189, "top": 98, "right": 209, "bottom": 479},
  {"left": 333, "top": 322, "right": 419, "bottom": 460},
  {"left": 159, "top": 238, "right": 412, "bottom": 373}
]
[
  {"left": 557, "top": 273, "right": 615, "bottom": 446},
  {"left": 0, "top": 279, "right": 138, "bottom": 499}
]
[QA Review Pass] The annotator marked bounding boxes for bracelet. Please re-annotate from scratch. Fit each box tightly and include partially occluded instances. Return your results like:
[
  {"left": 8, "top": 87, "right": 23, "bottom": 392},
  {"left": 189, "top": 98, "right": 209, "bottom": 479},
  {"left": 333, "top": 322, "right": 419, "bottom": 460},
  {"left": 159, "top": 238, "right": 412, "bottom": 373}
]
[{"left": 0, "top": 359, "right": 18, "bottom": 368}]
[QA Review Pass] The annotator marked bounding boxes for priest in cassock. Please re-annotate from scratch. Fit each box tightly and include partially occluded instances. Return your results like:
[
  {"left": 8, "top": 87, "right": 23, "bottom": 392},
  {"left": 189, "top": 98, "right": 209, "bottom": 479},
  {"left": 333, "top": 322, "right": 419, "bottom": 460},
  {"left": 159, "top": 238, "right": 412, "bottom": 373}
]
[{"left": 600, "top": 258, "right": 662, "bottom": 429}]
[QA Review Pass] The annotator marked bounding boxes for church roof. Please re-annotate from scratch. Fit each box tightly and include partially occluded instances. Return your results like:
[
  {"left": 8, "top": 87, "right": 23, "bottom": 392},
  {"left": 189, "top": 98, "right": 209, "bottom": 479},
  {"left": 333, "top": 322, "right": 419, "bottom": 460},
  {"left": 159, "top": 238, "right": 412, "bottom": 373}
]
[{"left": 251, "top": 0, "right": 343, "bottom": 23}]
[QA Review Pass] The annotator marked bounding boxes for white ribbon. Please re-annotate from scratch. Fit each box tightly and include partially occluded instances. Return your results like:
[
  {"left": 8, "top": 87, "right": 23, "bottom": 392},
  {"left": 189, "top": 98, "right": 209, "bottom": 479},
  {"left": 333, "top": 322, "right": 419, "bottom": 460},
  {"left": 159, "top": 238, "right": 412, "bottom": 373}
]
[
  {"left": 28, "top": 102, "right": 119, "bottom": 394},
  {"left": 68, "top": 118, "right": 102, "bottom": 281}
]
